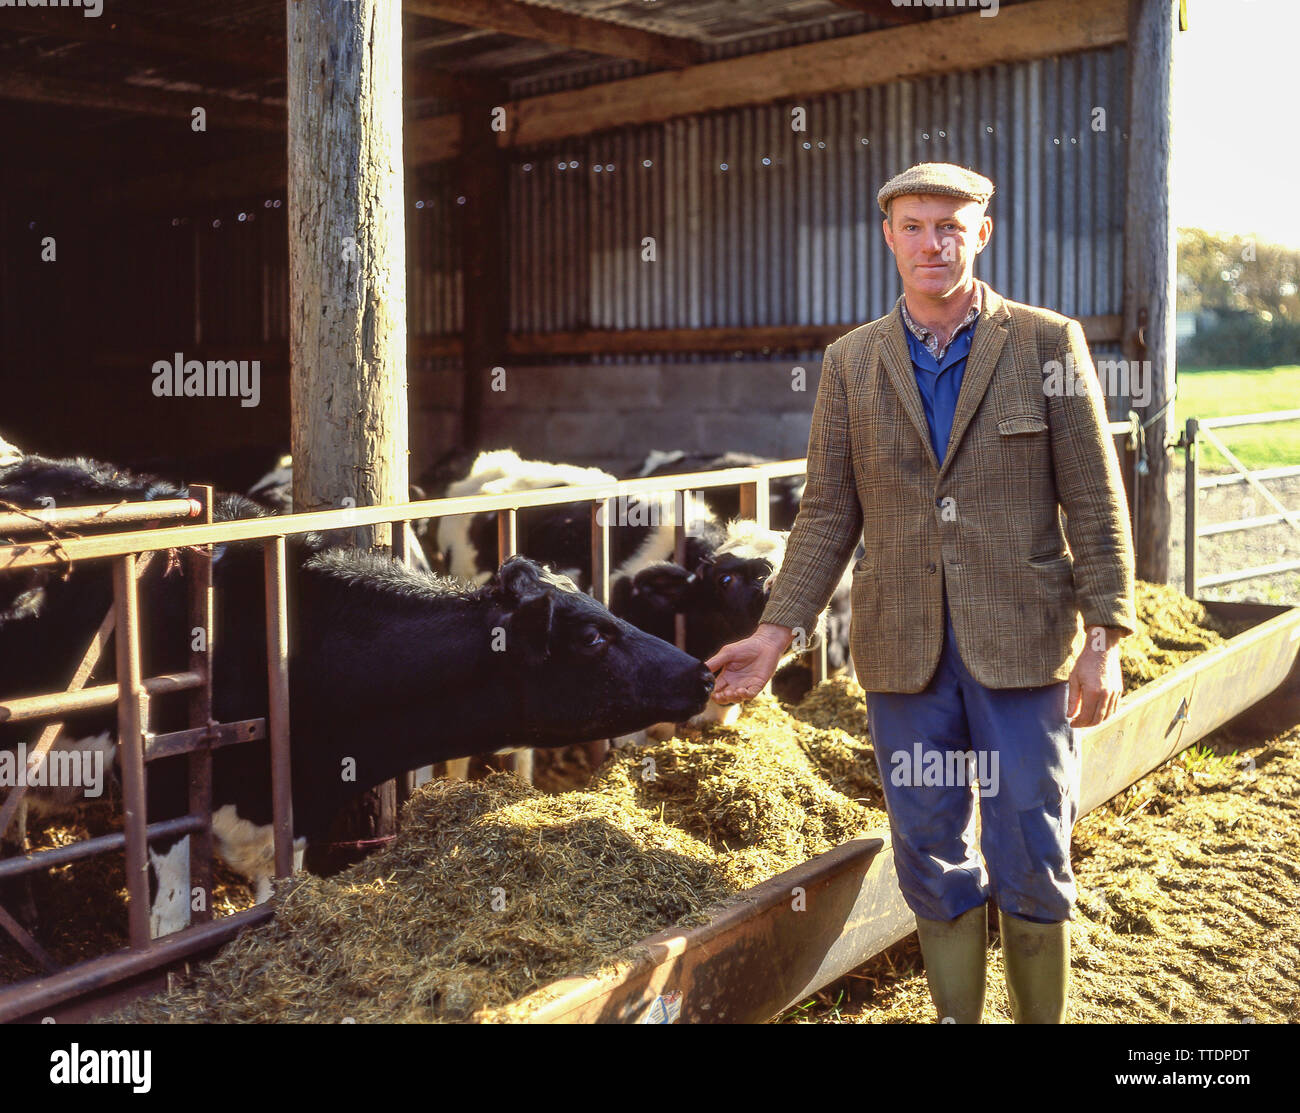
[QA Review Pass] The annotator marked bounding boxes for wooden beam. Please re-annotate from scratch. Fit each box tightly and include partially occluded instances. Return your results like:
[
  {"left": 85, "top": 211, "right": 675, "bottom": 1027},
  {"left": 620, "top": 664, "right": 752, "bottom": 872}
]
[
  {"left": 0, "top": 69, "right": 283, "bottom": 131},
  {"left": 102, "top": 0, "right": 1129, "bottom": 205},
  {"left": 505, "top": 316, "right": 1123, "bottom": 356},
  {"left": 403, "top": 0, "right": 703, "bottom": 68},
  {"left": 822, "top": 0, "right": 933, "bottom": 24},
  {"left": 1122, "top": 0, "right": 1176, "bottom": 583},
  {"left": 0, "top": 9, "right": 285, "bottom": 71},
  {"left": 502, "top": 0, "right": 1127, "bottom": 149}
]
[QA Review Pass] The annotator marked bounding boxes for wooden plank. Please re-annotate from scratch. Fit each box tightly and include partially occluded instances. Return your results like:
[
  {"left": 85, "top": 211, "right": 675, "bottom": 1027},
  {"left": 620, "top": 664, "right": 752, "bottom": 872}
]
[
  {"left": 501, "top": 0, "right": 1128, "bottom": 149},
  {"left": 90, "top": 316, "right": 1119, "bottom": 369},
  {"left": 404, "top": 0, "right": 703, "bottom": 68},
  {"left": 0, "top": 69, "right": 284, "bottom": 131}
]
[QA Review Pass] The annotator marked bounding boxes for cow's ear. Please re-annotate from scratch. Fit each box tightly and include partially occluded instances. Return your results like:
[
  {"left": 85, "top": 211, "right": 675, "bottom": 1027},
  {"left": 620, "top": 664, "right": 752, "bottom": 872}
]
[
  {"left": 631, "top": 563, "right": 692, "bottom": 611},
  {"left": 497, "top": 556, "right": 544, "bottom": 603},
  {"left": 506, "top": 590, "right": 554, "bottom": 664}
]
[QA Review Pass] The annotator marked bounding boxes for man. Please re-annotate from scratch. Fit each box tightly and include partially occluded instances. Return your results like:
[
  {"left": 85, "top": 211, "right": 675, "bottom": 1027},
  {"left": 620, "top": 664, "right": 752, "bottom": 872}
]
[{"left": 705, "top": 162, "right": 1136, "bottom": 1024}]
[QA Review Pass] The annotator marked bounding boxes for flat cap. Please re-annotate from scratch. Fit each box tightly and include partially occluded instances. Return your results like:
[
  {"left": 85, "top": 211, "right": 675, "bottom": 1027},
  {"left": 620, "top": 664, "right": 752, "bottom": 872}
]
[{"left": 877, "top": 162, "right": 994, "bottom": 215}]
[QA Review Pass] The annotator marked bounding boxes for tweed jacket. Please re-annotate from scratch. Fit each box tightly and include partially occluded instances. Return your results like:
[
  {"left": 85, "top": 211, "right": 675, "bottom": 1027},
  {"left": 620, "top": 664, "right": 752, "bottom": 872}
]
[{"left": 760, "top": 281, "right": 1137, "bottom": 692}]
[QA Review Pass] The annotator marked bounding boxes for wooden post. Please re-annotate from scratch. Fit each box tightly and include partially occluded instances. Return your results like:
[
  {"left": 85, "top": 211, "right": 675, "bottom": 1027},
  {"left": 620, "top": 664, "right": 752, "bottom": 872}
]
[
  {"left": 1122, "top": 0, "right": 1177, "bottom": 583},
  {"left": 457, "top": 88, "right": 509, "bottom": 449},
  {"left": 288, "top": 0, "right": 408, "bottom": 874}
]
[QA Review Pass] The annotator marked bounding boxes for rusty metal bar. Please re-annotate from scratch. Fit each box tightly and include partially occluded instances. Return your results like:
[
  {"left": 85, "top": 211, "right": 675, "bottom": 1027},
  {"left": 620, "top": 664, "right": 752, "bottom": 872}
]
[
  {"left": 0, "top": 899, "right": 59, "bottom": 974},
  {"left": 0, "top": 902, "right": 275, "bottom": 1024},
  {"left": 0, "top": 462, "right": 813, "bottom": 571},
  {"left": 0, "top": 553, "right": 160, "bottom": 841},
  {"left": 672, "top": 506, "right": 688, "bottom": 651},
  {"left": 497, "top": 506, "right": 518, "bottom": 563},
  {"left": 0, "top": 672, "right": 203, "bottom": 724},
  {"left": 0, "top": 816, "right": 204, "bottom": 882},
  {"left": 0, "top": 497, "right": 200, "bottom": 535},
  {"left": 187, "top": 485, "right": 215, "bottom": 925},
  {"left": 263, "top": 537, "right": 294, "bottom": 883},
  {"left": 111, "top": 554, "right": 151, "bottom": 951},
  {"left": 590, "top": 500, "right": 610, "bottom": 605},
  {"left": 147, "top": 717, "right": 263, "bottom": 759}
]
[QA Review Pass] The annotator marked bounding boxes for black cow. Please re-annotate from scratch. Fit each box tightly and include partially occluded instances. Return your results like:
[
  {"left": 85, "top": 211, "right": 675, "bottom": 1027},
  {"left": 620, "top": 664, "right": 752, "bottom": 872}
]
[{"left": 1, "top": 456, "right": 713, "bottom": 937}]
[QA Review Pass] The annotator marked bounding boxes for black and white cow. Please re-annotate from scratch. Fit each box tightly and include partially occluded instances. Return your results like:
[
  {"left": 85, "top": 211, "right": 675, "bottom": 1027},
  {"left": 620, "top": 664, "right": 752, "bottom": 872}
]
[
  {"left": 1, "top": 456, "right": 713, "bottom": 937},
  {"left": 427, "top": 449, "right": 835, "bottom": 727},
  {"left": 435, "top": 449, "right": 624, "bottom": 586},
  {"left": 625, "top": 450, "right": 806, "bottom": 531}
]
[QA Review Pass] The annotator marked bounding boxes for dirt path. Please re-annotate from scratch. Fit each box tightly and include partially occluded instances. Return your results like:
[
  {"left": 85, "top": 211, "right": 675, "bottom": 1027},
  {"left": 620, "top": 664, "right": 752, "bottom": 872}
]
[{"left": 783, "top": 720, "right": 1300, "bottom": 1024}]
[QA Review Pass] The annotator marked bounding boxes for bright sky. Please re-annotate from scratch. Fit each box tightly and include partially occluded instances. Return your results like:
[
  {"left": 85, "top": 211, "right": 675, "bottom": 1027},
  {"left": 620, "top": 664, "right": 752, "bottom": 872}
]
[{"left": 1174, "top": 0, "right": 1300, "bottom": 248}]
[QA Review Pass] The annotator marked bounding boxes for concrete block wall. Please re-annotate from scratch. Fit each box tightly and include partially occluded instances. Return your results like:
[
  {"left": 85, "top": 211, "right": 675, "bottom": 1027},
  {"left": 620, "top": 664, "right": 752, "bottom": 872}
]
[{"left": 412, "top": 358, "right": 826, "bottom": 475}]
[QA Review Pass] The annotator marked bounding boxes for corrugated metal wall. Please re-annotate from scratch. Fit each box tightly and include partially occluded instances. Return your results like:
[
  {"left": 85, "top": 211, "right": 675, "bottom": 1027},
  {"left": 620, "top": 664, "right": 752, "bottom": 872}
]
[{"left": 500, "top": 44, "right": 1127, "bottom": 358}]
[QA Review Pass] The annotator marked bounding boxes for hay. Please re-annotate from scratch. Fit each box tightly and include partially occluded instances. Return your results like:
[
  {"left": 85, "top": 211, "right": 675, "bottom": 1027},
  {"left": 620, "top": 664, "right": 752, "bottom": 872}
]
[
  {"left": 106, "top": 678, "right": 887, "bottom": 1023},
  {"left": 1119, "top": 581, "right": 1233, "bottom": 692}
]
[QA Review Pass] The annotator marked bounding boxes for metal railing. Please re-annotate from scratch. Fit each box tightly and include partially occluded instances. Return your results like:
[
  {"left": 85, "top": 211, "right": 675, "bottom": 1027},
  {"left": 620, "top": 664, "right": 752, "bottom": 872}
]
[{"left": 1183, "top": 411, "right": 1300, "bottom": 595}]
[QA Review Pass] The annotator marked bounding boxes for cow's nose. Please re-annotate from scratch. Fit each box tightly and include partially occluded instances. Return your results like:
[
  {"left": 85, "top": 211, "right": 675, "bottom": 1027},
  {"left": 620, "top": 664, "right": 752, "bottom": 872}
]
[{"left": 698, "top": 664, "right": 716, "bottom": 694}]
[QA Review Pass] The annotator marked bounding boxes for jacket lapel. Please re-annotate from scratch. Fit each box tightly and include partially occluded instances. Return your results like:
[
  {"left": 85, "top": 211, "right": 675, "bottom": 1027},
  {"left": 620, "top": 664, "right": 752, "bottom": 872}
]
[
  {"left": 938, "top": 281, "right": 1009, "bottom": 481},
  {"left": 878, "top": 297, "right": 942, "bottom": 474}
]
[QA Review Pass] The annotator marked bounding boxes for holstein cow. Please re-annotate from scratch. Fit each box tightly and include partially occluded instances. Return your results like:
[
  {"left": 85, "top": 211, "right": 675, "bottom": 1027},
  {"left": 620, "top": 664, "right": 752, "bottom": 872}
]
[
  {"left": 626, "top": 449, "right": 806, "bottom": 531},
  {"left": 430, "top": 449, "right": 845, "bottom": 728},
  {"left": 0, "top": 456, "right": 713, "bottom": 937}
]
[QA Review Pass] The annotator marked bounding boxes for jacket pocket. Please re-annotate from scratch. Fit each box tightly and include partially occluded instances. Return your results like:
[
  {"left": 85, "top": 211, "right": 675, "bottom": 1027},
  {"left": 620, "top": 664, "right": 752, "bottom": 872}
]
[
  {"left": 1027, "top": 551, "right": 1071, "bottom": 568},
  {"left": 997, "top": 415, "right": 1048, "bottom": 436}
]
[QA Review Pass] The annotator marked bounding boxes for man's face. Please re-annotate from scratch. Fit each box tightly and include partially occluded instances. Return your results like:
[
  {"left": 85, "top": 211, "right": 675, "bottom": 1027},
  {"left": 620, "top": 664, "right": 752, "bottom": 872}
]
[{"left": 882, "top": 195, "right": 992, "bottom": 301}]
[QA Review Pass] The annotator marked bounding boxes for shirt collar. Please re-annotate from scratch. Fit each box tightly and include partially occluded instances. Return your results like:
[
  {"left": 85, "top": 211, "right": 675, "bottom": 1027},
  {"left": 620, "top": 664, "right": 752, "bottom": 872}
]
[{"left": 900, "top": 283, "right": 983, "bottom": 362}]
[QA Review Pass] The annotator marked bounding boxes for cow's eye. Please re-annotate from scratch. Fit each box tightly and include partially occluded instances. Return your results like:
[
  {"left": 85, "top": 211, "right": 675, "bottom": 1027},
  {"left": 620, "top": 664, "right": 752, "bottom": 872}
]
[
  {"left": 718, "top": 573, "right": 733, "bottom": 587},
  {"left": 583, "top": 627, "right": 607, "bottom": 649}
]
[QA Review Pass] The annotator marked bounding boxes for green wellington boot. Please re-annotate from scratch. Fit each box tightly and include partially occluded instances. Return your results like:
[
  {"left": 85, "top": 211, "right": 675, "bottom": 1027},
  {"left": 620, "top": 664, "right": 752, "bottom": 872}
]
[
  {"left": 998, "top": 909, "right": 1070, "bottom": 1023},
  {"left": 914, "top": 903, "right": 987, "bottom": 1023}
]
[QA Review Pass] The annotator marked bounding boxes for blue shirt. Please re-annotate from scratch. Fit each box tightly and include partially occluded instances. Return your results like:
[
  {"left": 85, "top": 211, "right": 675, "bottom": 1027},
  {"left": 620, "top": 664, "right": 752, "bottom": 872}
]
[{"left": 900, "top": 300, "right": 981, "bottom": 465}]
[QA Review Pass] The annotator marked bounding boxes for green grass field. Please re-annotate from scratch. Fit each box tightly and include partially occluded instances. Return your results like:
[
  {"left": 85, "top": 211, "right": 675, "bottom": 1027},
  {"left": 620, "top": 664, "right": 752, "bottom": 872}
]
[{"left": 1175, "top": 365, "right": 1300, "bottom": 472}]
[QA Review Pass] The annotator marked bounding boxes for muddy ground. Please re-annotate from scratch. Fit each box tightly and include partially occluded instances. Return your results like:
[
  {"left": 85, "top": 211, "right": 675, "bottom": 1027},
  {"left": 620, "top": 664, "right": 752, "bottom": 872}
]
[{"left": 782, "top": 717, "right": 1300, "bottom": 1024}]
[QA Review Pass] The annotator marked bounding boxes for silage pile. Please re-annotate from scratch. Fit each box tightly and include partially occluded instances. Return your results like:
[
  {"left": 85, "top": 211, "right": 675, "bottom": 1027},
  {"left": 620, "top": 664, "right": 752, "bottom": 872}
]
[
  {"left": 106, "top": 677, "right": 887, "bottom": 1024},
  {"left": 1118, "top": 581, "right": 1234, "bottom": 692}
]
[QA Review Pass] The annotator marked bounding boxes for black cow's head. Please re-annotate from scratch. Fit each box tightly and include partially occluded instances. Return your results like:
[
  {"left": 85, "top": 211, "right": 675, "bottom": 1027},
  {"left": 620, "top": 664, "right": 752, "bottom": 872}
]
[
  {"left": 612, "top": 523, "right": 782, "bottom": 662},
  {"left": 489, "top": 555, "right": 714, "bottom": 743}
]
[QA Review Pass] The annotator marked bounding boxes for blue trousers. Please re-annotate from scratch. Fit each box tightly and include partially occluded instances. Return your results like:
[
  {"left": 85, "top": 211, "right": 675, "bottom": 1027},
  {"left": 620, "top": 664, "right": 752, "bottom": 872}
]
[{"left": 864, "top": 604, "right": 1081, "bottom": 923}]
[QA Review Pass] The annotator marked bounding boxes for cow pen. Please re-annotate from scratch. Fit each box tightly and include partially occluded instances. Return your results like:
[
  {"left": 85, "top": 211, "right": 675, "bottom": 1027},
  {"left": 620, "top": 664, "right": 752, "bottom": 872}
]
[
  {"left": 0, "top": 457, "right": 799, "bottom": 1021},
  {"left": 0, "top": 422, "right": 1266, "bottom": 1024}
]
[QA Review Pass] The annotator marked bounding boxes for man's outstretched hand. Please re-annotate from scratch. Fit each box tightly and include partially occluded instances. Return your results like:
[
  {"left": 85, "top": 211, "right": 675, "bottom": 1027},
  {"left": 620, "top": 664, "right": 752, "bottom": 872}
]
[{"left": 705, "top": 623, "right": 794, "bottom": 703}]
